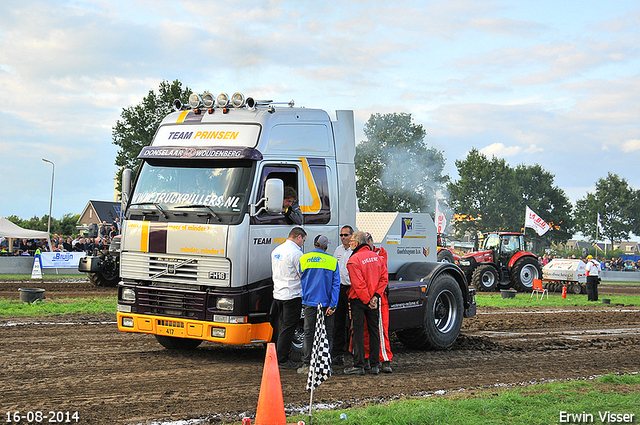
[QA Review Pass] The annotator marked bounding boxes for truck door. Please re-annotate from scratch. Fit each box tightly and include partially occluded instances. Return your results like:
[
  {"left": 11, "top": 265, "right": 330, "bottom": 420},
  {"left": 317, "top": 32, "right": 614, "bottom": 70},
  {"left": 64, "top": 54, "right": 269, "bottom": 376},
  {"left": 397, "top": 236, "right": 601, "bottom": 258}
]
[{"left": 249, "top": 163, "right": 303, "bottom": 288}]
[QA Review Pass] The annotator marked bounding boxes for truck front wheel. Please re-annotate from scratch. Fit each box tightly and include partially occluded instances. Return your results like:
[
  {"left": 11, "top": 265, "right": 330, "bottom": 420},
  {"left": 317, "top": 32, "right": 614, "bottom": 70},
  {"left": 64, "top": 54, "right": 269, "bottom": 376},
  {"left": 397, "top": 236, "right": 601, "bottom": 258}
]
[
  {"left": 472, "top": 264, "right": 498, "bottom": 292},
  {"left": 155, "top": 335, "right": 203, "bottom": 350},
  {"left": 395, "top": 273, "right": 464, "bottom": 350}
]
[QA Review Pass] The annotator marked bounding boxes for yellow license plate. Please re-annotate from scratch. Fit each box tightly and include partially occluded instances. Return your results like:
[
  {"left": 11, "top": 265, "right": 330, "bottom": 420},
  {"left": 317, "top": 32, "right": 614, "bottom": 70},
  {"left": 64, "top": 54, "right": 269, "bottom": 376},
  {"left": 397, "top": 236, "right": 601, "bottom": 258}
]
[{"left": 157, "top": 319, "right": 186, "bottom": 337}]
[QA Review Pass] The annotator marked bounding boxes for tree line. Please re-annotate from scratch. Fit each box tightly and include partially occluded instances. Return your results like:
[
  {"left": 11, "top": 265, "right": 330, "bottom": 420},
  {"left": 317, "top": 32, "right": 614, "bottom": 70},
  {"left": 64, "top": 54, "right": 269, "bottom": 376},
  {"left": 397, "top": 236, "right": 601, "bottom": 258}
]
[
  {"left": 6, "top": 214, "right": 80, "bottom": 237},
  {"left": 11, "top": 80, "right": 639, "bottom": 249},
  {"left": 357, "top": 111, "right": 640, "bottom": 249}
]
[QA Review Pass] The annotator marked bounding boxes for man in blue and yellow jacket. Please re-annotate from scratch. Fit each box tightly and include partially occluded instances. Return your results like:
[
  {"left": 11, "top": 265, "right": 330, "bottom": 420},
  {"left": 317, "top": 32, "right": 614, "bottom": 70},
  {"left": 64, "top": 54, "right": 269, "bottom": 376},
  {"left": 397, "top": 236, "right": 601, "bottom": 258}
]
[{"left": 297, "top": 234, "right": 341, "bottom": 373}]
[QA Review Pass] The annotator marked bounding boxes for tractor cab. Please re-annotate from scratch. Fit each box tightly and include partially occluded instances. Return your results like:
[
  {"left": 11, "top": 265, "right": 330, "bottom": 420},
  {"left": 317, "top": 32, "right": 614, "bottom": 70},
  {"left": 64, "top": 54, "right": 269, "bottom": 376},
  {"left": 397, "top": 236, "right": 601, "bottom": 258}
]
[{"left": 483, "top": 233, "right": 524, "bottom": 267}]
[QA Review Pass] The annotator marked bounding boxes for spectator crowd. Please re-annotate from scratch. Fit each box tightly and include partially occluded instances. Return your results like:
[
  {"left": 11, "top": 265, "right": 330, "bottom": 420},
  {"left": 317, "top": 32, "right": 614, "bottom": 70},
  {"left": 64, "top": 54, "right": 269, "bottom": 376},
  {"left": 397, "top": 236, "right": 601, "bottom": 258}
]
[{"left": 0, "top": 219, "right": 120, "bottom": 256}]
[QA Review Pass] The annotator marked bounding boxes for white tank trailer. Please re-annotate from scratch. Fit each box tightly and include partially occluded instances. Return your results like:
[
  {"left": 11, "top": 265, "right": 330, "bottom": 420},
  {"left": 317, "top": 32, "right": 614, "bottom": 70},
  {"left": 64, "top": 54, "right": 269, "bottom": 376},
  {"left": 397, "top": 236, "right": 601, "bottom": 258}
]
[{"left": 542, "top": 258, "right": 588, "bottom": 294}]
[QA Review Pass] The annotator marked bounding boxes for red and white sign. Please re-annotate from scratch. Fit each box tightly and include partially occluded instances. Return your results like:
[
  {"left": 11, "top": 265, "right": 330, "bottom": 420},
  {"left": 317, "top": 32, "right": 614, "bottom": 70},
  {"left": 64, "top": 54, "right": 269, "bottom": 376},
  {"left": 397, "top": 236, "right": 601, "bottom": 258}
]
[
  {"left": 435, "top": 200, "right": 447, "bottom": 234},
  {"left": 525, "top": 206, "right": 550, "bottom": 236}
]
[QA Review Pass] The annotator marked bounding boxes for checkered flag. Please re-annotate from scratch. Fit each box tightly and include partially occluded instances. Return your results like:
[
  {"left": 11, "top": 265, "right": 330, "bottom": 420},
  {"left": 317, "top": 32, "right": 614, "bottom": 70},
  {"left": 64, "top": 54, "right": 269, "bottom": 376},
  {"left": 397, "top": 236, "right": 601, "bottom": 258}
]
[{"left": 306, "top": 303, "right": 332, "bottom": 392}]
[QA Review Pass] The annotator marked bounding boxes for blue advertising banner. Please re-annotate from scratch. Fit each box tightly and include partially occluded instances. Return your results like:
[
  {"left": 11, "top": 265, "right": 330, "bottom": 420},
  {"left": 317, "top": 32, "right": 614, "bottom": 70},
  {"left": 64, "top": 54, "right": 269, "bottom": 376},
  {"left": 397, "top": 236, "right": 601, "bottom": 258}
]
[{"left": 40, "top": 252, "right": 86, "bottom": 268}]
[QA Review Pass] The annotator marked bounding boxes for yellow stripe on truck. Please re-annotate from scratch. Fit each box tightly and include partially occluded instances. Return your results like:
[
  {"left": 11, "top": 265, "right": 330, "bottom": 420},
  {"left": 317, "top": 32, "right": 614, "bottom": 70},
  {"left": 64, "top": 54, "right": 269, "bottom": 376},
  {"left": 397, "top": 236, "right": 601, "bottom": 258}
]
[
  {"left": 176, "top": 110, "right": 189, "bottom": 123},
  {"left": 299, "top": 157, "right": 322, "bottom": 213},
  {"left": 141, "top": 221, "right": 149, "bottom": 253}
]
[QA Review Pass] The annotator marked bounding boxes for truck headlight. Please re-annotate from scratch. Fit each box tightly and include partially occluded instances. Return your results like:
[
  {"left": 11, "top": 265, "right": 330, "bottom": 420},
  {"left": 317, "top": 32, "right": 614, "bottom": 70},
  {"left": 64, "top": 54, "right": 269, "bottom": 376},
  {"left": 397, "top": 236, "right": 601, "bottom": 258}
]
[
  {"left": 213, "top": 315, "right": 247, "bottom": 324},
  {"left": 121, "top": 317, "right": 134, "bottom": 328},
  {"left": 122, "top": 288, "right": 136, "bottom": 302},
  {"left": 117, "top": 304, "right": 132, "bottom": 313},
  {"left": 216, "top": 297, "right": 234, "bottom": 311},
  {"left": 211, "top": 327, "right": 226, "bottom": 338},
  {"left": 459, "top": 260, "right": 471, "bottom": 266}
]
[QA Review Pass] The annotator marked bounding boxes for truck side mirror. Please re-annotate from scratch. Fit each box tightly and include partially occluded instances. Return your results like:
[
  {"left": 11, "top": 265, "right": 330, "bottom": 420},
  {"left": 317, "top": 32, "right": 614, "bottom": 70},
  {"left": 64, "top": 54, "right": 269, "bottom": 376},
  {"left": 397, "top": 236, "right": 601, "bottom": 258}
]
[
  {"left": 122, "top": 168, "right": 133, "bottom": 210},
  {"left": 251, "top": 178, "right": 284, "bottom": 216},
  {"left": 264, "top": 179, "right": 284, "bottom": 214}
]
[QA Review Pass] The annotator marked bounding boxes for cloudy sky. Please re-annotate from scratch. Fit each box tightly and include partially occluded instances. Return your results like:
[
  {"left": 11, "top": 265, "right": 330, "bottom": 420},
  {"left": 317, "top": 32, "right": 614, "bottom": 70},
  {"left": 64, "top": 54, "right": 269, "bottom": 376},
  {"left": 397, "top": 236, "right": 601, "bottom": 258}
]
[{"left": 1, "top": 0, "right": 638, "bottom": 223}]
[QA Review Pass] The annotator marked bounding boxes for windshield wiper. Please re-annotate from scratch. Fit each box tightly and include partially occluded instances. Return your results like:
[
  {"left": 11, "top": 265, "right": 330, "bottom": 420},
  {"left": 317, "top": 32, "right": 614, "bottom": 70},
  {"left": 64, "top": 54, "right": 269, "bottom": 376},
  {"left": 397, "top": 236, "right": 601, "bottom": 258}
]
[
  {"left": 174, "top": 204, "right": 221, "bottom": 222},
  {"left": 129, "top": 202, "right": 169, "bottom": 219}
]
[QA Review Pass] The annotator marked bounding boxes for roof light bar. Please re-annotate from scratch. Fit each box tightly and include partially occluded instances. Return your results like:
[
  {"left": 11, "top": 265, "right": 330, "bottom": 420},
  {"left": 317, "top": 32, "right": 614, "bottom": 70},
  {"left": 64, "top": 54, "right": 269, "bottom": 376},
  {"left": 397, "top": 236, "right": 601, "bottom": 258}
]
[
  {"left": 231, "top": 92, "right": 246, "bottom": 108},
  {"left": 181, "top": 91, "right": 293, "bottom": 110},
  {"left": 188, "top": 93, "right": 202, "bottom": 109},
  {"left": 202, "top": 92, "right": 215, "bottom": 108},
  {"left": 217, "top": 93, "right": 230, "bottom": 108}
]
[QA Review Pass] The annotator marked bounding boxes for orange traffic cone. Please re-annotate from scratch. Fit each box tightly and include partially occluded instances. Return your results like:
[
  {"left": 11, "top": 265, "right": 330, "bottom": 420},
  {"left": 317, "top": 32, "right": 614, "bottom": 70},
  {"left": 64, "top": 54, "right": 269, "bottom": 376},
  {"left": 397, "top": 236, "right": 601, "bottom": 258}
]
[{"left": 254, "top": 343, "right": 287, "bottom": 425}]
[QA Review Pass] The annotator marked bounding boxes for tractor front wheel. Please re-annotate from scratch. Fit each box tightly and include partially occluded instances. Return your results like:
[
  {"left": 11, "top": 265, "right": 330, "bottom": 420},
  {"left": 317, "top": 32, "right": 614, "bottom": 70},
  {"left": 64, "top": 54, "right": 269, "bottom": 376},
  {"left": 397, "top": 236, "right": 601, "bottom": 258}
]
[{"left": 471, "top": 265, "right": 498, "bottom": 292}]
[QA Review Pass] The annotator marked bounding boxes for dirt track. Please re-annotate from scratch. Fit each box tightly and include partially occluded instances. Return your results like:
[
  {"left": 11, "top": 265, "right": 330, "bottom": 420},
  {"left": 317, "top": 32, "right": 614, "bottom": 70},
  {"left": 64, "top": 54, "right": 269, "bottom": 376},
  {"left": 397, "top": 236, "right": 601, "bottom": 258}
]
[{"left": 1, "top": 281, "right": 640, "bottom": 425}]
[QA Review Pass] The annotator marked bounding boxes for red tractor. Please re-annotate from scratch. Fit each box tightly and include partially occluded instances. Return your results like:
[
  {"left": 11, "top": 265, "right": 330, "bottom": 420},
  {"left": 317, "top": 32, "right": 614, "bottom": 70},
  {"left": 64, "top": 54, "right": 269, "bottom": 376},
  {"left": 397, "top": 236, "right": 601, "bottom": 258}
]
[
  {"left": 436, "top": 233, "right": 463, "bottom": 263},
  {"left": 457, "top": 232, "right": 541, "bottom": 292}
]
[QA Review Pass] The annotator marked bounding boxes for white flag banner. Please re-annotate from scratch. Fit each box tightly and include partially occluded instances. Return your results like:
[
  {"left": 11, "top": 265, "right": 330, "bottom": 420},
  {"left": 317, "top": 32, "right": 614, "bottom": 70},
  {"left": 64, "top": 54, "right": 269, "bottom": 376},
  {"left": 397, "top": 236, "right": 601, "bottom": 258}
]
[
  {"left": 597, "top": 213, "right": 604, "bottom": 233},
  {"left": 525, "top": 206, "right": 550, "bottom": 236},
  {"left": 435, "top": 200, "right": 447, "bottom": 234}
]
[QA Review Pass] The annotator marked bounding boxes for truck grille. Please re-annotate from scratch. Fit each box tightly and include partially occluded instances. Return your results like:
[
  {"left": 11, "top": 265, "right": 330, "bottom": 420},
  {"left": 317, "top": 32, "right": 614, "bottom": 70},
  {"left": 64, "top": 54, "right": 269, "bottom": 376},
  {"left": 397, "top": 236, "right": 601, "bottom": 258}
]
[
  {"left": 137, "top": 287, "right": 207, "bottom": 320},
  {"left": 120, "top": 251, "right": 230, "bottom": 286}
]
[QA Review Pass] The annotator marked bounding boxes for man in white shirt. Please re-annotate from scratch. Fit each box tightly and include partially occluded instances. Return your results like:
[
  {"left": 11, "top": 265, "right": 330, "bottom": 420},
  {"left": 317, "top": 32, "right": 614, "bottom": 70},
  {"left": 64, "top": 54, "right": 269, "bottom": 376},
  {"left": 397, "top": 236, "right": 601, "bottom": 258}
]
[
  {"left": 331, "top": 225, "right": 353, "bottom": 365},
  {"left": 270, "top": 227, "right": 306, "bottom": 369},
  {"left": 585, "top": 254, "right": 600, "bottom": 301}
]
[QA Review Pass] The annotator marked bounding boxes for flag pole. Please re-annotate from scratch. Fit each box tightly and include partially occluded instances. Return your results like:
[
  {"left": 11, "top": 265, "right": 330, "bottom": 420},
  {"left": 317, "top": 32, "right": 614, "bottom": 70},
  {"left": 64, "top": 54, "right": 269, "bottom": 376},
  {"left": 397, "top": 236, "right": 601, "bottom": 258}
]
[
  {"left": 308, "top": 369, "right": 315, "bottom": 423},
  {"left": 308, "top": 317, "right": 317, "bottom": 423},
  {"left": 596, "top": 214, "right": 599, "bottom": 258}
]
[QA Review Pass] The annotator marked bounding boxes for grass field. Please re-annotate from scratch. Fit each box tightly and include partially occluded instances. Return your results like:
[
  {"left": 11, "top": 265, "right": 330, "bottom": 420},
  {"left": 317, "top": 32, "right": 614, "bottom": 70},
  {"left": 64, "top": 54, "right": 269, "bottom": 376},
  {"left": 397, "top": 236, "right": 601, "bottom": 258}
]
[
  {"left": 0, "top": 280, "right": 638, "bottom": 317},
  {"left": 0, "top": 297, "right": 117, "bottom": 316},
  {"left": 476, "top": 292, "right": 640, "bottom": 308},
  {"left": 2, "top": 293, "right": 638, "bottom": 318},
  {"left": 0, "top": 274, "right": 86, "bottom": 280},
  {"left": 292, "top": 373, "right": 640, "bottom": 425}
]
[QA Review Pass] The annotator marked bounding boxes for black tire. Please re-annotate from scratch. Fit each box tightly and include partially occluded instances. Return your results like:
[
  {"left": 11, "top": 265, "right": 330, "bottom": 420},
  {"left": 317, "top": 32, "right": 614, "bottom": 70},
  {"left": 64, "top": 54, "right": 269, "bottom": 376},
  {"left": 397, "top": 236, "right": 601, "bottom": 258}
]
[
  {"left": 472, "top": 265, "right": 499, "bottom": 292},
  {"left": 289, "top": 320, "right": 304, "bottom": 362},
  {"left": 270, "top": 316, "right": 304, "bottom": 362},
  {"left": 570, "top": 284, "right": 581, "bottom": 294},
  {"left": 395, "top": 273, "right": 464, "bottom": 350},
  {"left": 437, "top": 249, "right": 455, "bottom": 263},
  {"left": 511, "top": 257, "right": 541, "bottom": 292},
  {"left": 87, "top": 252, "right": 119, "bottom": 287},
  {"left": 87, "top": 271, "right": 119, "bottom": 287},
  {"left": 155, "top": 335, "right": 203, "bottom": 350}
]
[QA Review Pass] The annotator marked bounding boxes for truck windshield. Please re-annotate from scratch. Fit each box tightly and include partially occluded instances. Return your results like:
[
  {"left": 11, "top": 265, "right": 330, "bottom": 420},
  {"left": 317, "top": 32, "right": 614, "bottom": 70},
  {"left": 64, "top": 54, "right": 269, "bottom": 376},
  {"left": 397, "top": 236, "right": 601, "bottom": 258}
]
[{"left": 130, "top": 160, "right": 253, "bottom": 217}]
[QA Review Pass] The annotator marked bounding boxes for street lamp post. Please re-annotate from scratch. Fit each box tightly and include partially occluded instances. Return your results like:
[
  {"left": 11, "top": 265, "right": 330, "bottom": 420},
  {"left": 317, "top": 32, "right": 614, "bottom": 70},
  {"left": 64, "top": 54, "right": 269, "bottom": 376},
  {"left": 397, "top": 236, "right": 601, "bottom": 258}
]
[{"left": 42, "top": 159, "right": 55, "bottom": 236}]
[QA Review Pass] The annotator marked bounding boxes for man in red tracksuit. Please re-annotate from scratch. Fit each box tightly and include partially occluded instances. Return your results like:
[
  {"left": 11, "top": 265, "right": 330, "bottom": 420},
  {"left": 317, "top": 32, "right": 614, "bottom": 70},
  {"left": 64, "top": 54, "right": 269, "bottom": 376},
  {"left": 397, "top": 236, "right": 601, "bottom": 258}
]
[
  {"left": 344, "top": 231, "right": 388, "bottom": 375},
  {"left": 362, "top": 233, "right": 393, "bottom": 373}
]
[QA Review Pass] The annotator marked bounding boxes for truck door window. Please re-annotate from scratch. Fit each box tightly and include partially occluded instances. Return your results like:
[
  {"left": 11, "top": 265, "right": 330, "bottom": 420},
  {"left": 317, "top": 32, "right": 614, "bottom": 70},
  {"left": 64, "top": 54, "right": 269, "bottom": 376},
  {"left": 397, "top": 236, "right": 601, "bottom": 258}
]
[{"left": 255, "top": 166, "right": 299, "bottom": 225}]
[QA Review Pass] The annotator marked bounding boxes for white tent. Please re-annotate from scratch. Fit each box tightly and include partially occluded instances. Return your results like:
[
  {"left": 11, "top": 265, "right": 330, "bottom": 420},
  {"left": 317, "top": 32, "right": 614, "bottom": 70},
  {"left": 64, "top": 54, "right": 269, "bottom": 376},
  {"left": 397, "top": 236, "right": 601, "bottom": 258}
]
[{"left": 0, "top": 217, "right": 52, "bottom": 253}]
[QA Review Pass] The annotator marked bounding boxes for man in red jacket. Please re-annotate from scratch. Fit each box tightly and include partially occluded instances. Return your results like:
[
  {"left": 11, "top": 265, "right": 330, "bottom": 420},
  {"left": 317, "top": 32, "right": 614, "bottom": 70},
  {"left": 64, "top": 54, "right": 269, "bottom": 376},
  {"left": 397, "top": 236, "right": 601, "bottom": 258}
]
[
  {"left": 363, "top": 232, "right": 393, "bottom": 373},
  {"left": 344, "top": 231, "right": 388, "bottom": 375}
]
